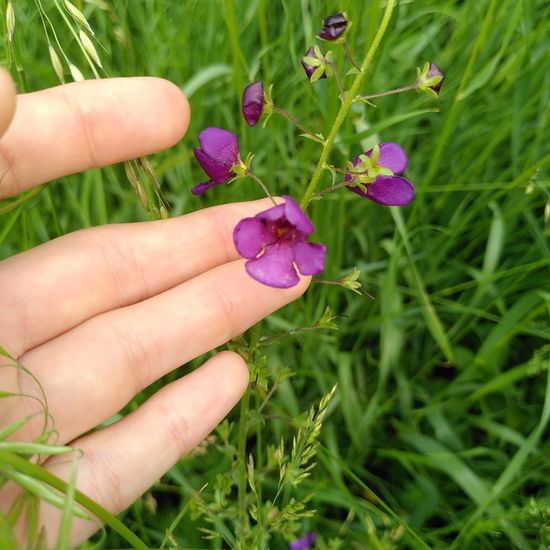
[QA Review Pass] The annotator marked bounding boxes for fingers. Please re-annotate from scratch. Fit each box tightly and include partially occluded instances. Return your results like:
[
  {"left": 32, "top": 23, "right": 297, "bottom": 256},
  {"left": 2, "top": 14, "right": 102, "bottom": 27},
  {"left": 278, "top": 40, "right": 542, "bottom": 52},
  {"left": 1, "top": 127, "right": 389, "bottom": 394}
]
[
  {"left": 0, "top": 77, "right": 189, "bottom": 199},
  {"left": 15, "top": 260, "right": 308, "bottom": 443},
  {"left": 0, "top": 199, "right": 275, "bottom": 357},
  {"left": 42, "top": 352, "right": 249, "bottom": 545},
  {"left": 0, "top": 69, "right": 16, "bottom": 139}
]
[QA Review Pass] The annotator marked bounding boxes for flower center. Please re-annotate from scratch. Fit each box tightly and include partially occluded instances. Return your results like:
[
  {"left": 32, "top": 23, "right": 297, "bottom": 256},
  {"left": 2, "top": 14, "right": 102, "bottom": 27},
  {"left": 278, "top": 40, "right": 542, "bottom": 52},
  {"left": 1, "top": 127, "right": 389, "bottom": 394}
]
[{"left": 270, "top": 219, "right": 299, "bottom": 243}]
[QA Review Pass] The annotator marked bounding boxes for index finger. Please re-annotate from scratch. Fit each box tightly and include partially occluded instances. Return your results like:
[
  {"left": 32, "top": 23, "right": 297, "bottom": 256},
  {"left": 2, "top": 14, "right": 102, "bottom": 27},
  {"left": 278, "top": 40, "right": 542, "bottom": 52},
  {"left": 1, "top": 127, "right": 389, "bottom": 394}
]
[{"left": 0, "top": 77, "right": 189, "bottom": 199}]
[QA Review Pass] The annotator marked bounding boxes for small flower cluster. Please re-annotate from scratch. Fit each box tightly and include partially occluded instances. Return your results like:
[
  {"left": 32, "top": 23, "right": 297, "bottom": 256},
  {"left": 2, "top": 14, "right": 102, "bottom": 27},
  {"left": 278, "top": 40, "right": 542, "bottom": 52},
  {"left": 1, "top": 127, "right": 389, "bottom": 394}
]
[{"left": 191, "top": 11, "right": 444, "bottom": 291}]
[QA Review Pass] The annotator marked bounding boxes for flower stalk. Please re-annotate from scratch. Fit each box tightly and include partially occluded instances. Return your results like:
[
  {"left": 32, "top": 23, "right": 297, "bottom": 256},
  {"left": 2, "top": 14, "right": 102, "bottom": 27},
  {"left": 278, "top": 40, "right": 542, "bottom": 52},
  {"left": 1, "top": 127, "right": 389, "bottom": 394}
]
[
  {"left": 300, "top": 0, "right": 397, "bottom": 209},
  {"left": 341, "top": 40, "right": 361, "bottom": 71},
  {"left": 272, "top": 106, "right": 324, "bottom": 144},
  {"left": 245, "top": 170, "right": 277, "bottom": 205},
  {"left": 357, "top": 83, "right": 418, "bottom": 101}
]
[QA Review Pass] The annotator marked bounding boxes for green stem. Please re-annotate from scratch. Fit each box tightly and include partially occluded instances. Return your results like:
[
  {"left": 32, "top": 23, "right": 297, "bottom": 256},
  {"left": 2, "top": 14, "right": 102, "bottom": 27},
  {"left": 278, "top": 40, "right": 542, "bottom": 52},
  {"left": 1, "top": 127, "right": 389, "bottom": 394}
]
[
  {"left": 237, "top": 322, "right": 261, "bottom": 534},
  {"left": 0, "top": 450, "right": 148, "bottom": 550},
  {"left": 312, "top": 180, "right": 349, "bottom": 199},
  {"left": 327, "top": 61, "right": 345, "bottom": 102},
  {"left": 300, "top": 0, "right": 396, "bottom": 209},
  {"left": 246, "top": 171, "right": 277, "bottom": 205},
  {"left": 272, "top": 106, "right": 324, "bottom": 143},
  {"left": 358, "top": 83, "right": 418, "bottom": 101},
  {"left": 341, "top": 40, "right": 361, "bottom": 72}
]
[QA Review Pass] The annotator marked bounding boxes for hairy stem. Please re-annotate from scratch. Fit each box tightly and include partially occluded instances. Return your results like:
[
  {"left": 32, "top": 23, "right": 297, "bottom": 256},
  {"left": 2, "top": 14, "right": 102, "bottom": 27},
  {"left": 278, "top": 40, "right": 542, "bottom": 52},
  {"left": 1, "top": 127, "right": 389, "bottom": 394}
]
[
  {"left": 327, "top": 61, "right": 346, "bottom": 102},
  {"left": 358, "top": 83, "right": 418, "bottom": 101},
  {"left": 272, "top": 106, "right": 324, "bottom": 143},
  {"left": 300, "top": 0, "right": 397, "bottom": 209},
  {"left": 246, "top": 171, "right": 277, "bottom": 205},
  {"left": 237, "top": 323, "right": 261, "bottom": 533},
  {"left": 342, "top": 40, "right": 361, "bottom": 71}
]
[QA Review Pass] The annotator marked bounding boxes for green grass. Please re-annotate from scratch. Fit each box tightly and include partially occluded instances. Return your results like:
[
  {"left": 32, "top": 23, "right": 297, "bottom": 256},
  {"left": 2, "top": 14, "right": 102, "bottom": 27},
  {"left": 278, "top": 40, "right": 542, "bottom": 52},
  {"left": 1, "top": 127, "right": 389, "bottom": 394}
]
[{"left": 1, "top": 0, "right": 550, "bottom": 548}]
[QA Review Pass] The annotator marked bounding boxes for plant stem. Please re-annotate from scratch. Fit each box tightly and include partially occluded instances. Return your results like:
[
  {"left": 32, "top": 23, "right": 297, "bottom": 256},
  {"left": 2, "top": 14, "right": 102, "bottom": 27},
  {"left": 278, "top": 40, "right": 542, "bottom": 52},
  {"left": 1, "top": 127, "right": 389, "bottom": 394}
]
[
  {"left": 358, "top": 83, "right": 418, "bottom": 101},
  {"left": 237, "top": 387, "right": 251, "bottom": 531},
  {"left": 312, "top": 180, "right": 350, "bottom": 199},
  {"left": 237, "top": 322, "right": 261, "bottom": 534},
  {"left": 272, "top": 106, "right": 324, "bottom": 143},
  {"left": 246, "top": 171, "right": 277, "bottom": 205},
  {"left": 327, "top": 61, "right": 346, "bottom": 101},
  {"left": 300, "top": 0, "right": 397, "bottom": 209},
  {"left": 342, "top": 40, "right": 361, "bottom": 71}
]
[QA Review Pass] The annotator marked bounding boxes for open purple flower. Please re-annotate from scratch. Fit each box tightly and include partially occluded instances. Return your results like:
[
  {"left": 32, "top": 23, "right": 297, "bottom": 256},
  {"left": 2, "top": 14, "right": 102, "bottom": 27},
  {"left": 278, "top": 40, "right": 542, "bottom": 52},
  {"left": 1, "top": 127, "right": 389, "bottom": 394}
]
[
  {"left": 318, "top": 12, "right": 348, "bottom": 41},
  {"left": 289, "top": 532, "right": 316, "bottom": 550},
  {"left": 301, "top": 46, "right": 328, "bottom": 82},
  {"left": 242, "top": 81, "right": 265, "bottom": 126},
  {"left": 345, "top": 143, "right": 414, "bottom": 206},
  {"left": 233, "top": 196, "right": 326, "bottom": 288},
  {"left": 192, "top": 127, "right": 241, "bottom": 195}
]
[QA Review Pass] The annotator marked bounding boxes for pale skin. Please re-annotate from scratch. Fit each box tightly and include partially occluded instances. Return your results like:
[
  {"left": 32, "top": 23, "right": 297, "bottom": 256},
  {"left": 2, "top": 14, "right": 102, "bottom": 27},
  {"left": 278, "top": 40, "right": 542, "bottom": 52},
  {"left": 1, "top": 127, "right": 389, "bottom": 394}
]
[{"left": 0, "top": 69, "right": 308, "bottom": 544}]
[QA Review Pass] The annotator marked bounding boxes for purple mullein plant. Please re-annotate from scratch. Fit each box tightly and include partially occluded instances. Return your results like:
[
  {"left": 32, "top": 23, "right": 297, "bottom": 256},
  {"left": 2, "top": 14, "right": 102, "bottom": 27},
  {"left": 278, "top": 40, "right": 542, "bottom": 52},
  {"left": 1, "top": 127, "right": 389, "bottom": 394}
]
[
  {"left": 345, "top": 142, "right": 414, "bottom": 206},
  {"left": 289, "top": 531, "right": 316, "bottom": 550},
  {"left": 242, "top": 81, "right": 265, "bottom": 126},
  {"left": 192, "top": 127, "right": 243, "bottom": 195},
  {"left": 233, "top": 196, "right": 326, "bottom": 288},
  {"left": 318, "top": 12, "right": 348, "bottom": 41}
]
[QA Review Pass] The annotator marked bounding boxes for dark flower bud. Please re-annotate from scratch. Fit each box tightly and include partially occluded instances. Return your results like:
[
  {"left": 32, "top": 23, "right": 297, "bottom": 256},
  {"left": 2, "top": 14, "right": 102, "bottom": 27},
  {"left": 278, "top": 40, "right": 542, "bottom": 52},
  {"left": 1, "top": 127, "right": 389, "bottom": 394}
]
[
  {"left": 242, "top": 81, "right": 264, "bottom": 127},
  {"left": 301, "top": 46, "right": 329, "bottom": 82},
  {"left": 417, "top": 62, "right": 445, "bottom": 96},
  {"left": 318, "top": 12, "right": 348, "bottom": 41}
]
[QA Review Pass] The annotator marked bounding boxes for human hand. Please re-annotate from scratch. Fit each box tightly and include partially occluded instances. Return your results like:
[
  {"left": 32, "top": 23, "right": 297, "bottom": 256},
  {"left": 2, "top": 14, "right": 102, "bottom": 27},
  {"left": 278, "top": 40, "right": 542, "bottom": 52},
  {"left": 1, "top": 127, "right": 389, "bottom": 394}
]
[{"left": 0, "top": 69, "right": 308, "bottom": 544}]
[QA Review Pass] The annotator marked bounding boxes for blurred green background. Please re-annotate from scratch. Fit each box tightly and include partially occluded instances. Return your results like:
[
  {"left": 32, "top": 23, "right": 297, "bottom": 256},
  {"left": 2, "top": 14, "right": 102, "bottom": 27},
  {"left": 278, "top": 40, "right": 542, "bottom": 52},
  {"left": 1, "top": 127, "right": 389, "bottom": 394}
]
[{"left": 1, "top": 0, "right": 549, "bottom": 548}]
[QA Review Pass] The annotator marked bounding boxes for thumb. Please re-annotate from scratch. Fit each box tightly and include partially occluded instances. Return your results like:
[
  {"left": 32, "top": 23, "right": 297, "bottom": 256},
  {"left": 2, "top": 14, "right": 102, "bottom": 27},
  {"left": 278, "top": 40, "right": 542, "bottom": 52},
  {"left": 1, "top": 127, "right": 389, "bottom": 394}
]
[{"left": 0, "top": 68, "right": 17, "bottom": 138}]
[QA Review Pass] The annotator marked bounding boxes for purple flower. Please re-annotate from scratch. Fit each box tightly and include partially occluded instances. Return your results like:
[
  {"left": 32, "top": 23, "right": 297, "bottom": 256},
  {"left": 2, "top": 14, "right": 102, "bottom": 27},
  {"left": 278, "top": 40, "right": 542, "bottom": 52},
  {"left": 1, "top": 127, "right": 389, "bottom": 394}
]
[
  {"left": 192, "top": 127, "right": 241, "bottom": 195},
  {"left": 289, "top": 532, "right": 316, "bottom": 550},
  {"left": 301, "top": 46, "right": 328, "bottom": 82},
  {"left": 233, "top": 196, "right": 326, "bottom": 288},
  {"left": 318, "top": 12, "right": 348, "bottom": 41},
  {"left": 345, "top": 143, "right": 414, "bottom": 206},
  {"left": 242, "top": 81, "right": 265, "bottom": 127}
]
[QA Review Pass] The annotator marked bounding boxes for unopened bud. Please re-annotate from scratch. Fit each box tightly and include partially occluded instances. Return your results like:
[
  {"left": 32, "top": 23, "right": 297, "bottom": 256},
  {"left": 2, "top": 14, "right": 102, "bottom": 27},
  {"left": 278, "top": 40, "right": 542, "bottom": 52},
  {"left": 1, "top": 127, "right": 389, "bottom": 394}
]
[
  {"left": 79, "top": 30, "right": 102, "bottom": 68},
  {"left": 69, "top": 63, "right": 85, "bottom": 82},
  {"left": 49, "top": 46, "right": 65, "bottom": 83},
  {"left": 64, "top": 0, "right": 94, "bottom": 35},
  {"left": 6, "top": 2, "right": 15, "bottom": 42}
]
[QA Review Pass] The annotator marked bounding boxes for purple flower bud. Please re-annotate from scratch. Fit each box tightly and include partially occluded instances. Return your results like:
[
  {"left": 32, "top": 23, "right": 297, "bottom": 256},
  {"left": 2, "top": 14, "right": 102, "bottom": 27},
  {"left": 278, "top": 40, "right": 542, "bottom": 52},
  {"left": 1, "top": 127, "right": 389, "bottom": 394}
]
[
  {"left": 242, "top": 81, "right": 265, "bottom": 127},
  {"left": 192, "top": 127, "right": 240, "bottom": 195},
  {"left": 233, "top": 196, "right": 326, "bottom": 288},
  {"left": 318, "top": 12, "right": 348, "bottom": 41},
  {"left": 301, "top": 47, "right": 327, "bottom": 82},
  {"left": 289, "top": 531, "right": 316, "bottom": 550},
  {"left": 345, "top": 142, "right": 414, "bottom": 206},
  {"left": 427, "top": 63, "right": 444, "bottom": 95}
]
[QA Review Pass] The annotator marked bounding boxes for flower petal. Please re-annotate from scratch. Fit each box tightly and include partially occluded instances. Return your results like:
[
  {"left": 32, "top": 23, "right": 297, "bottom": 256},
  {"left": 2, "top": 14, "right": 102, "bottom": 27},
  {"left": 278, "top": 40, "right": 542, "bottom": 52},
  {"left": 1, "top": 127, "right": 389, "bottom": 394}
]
[
  {"left": 350, "top": 175, "right": 414, "bottom": 206},
  {"left": 256, "top": 203, "right": 286, "bottom": 223},
  {"left": 245, "top": 243, "right": 300, "bottom": 289},
  {"left": 372, "top": 142, "right": 408, "bottom": 174},
  {"left": 233, "top": 217, "right": 273, "bottom": 259},
  {"left": 242, "top": 81, "right": 264, "bottom": 127},
  {"left": 191, "top": 180, "right": 217, "bottom": 195},
  {"left": 294, "top": 241, "right": 326, "bottom": 275},
  {"left": 194, "top": 148, "right": 234, "bottom": 183},
  {"left": 283, "top": 195, "right": 314, "bottom": 235},
  {"left": 198, "top": 127, "right": 239, "bottom": 167}
]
